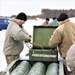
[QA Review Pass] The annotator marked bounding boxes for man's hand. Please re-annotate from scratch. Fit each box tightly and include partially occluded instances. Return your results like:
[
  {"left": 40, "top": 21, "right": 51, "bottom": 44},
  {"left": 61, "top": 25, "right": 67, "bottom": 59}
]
[
  {"left": 25, "top": 39, "right": 31, "bottom": 43},
  {"left": 29, "top": 35, "right": 32, "bottom": 38},
  {"left": 28, "top": 39, "right": 31, "bottom": 43}
]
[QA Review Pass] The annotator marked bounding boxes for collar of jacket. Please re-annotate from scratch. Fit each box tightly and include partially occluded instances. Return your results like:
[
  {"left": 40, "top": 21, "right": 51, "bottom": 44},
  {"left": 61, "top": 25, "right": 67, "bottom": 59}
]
[
  {"left": 61, "top": 19, "right": 70, "bottom": 25},
  {"left": 12, "top": 19, "right": 22, "bottom": 28}
]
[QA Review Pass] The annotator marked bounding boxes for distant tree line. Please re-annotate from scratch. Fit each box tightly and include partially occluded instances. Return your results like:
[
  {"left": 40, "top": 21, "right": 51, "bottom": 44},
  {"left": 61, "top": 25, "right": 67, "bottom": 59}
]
[
  {"left": 41, "top": 9, "right": 75, "bottom": 19},
  {"left": 10, "top": 9, "right": 75, "bottom": 19}
]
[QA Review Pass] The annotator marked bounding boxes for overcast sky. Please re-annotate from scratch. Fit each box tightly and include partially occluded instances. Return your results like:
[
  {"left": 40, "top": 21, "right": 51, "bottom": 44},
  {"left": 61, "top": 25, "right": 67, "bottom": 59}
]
[{"left": 0, "top": 0, "right": 75, "bottom": 16}]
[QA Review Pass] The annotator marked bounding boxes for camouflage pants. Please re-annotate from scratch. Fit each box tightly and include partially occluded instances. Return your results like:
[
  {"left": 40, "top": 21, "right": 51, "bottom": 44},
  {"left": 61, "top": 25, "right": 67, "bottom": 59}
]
[{"left": 5, "top": 55, "right": 19, "bottom": 73}]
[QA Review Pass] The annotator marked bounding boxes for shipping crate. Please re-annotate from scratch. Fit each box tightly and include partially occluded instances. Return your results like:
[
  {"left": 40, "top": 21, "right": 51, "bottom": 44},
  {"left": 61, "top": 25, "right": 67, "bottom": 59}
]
[
  {"left": 29, "top": 48, "right": 58, "bottom": 62},
  {"left": 29, "top": 26, "right": 58, "bottom": 61}
]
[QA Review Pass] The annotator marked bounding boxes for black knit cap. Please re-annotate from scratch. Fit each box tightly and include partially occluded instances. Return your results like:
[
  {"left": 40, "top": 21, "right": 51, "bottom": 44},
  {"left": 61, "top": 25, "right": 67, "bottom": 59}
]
[
  {"left": 46, "top": 18, "right": 50, "bottom": 21},
  {"left": 16, "top": 12, "right": 27, "bottom": 21},
  {"left": 57, "top": 13, "right": 69, "bottom": 21}
]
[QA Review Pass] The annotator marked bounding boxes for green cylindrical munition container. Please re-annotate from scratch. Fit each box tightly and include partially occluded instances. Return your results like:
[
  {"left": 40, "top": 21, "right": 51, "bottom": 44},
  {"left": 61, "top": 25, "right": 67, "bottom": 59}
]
[
  {"left": 28, "top": 62, "right": 46, "bottom": 75},
  {"left": 10, "top": 61, "right": 31, "bottom": 75},
  {"left": 46, "top": 63, "right": 58, "bottom": 75}
]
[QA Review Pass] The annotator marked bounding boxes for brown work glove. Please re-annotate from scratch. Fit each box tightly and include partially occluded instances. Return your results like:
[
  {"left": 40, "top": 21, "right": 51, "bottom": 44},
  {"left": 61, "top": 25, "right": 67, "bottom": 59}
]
[
  {"left": 28, "top": 39, "right": 31, "bottom": 43},
  {"left": 29, "top": 35, "right": 32, "bottom": 38},
  {"left": 25, "top": 39, "right": 31, "bottom": 43}
]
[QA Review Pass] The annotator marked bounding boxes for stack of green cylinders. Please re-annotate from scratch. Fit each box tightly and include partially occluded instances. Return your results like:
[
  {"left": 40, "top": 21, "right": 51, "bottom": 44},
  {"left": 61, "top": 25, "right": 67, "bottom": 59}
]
[
  {"left": 46, "top": 63, "right": 58, "bottom": 75},
  {"left": 28, "top": 62, "right": 46, "bottom": 75},
  {"left": 10, "top": 61, "right": 31, "bottom": 75}
]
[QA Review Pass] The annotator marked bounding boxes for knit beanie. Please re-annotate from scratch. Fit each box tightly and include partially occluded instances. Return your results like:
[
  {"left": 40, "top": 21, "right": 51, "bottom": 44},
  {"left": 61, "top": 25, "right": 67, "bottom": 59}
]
[
  {"left": 16, "top": 12, "right": 27, "bottom": 21},
  {"left": 46, "top": 18, "right": 50, "bottom": 21},
  {"left": 57, "top": 13, "right": 69, "bottom": 21}
]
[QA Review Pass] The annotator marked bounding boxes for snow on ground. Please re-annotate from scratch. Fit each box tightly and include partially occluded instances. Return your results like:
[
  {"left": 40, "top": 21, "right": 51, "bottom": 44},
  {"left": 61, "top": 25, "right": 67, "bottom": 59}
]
[
  {"left": 0, "top": 30, "right": 31, "bottom": 71},
  {"left": 0, "top": 18, "right": 75, "bottom": 71},
  {"left": 0, "top": 30, "right": 7, "bottom": 71},
  {"left": 0, "top": 19, "right": 41, "bottom": 71}
]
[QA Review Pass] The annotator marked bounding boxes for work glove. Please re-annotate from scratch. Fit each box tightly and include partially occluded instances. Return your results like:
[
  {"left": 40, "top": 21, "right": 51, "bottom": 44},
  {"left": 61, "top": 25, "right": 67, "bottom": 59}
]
[
  {"left": 29, "top": 35, "right": 32, "bottom": 38},
  {"left": 25, "top": 39, "right": 31, "bottom": 43}
]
